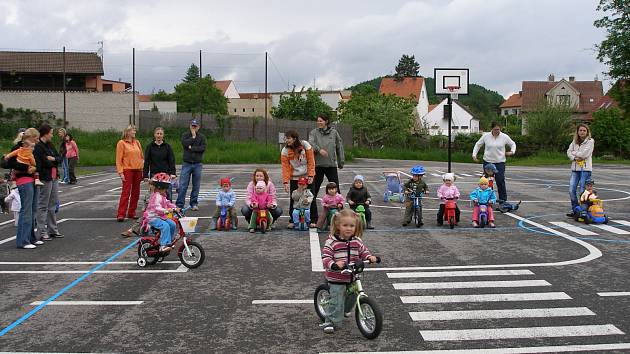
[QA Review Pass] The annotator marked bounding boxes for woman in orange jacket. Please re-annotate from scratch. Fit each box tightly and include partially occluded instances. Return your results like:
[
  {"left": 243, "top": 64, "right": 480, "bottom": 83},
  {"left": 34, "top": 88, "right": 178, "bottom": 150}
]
[
  {"left": 116, "top": 125, "right": 144, "bottom": 221},
  {"left": 280, "top": 130, "right": 315, "bottom": 228}
]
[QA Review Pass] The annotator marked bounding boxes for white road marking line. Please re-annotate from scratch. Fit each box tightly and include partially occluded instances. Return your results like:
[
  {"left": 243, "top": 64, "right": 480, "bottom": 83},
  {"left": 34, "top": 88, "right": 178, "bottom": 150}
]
[
  {"left": 460, "top": 173, "right": 473, "bottom": 177},
  {"left": 0, "top": 261, "right": 181, "bottom": 265},
  {"left": 88, "top": 176, "right": 120, "bottom": 185},
  {"left": 106, "top": 186, "right": 122, "bottom": 192},
  {"left": 431, "top": 173, "right": 441, "bottom": 177},
  {"left": 0, "top": 268, "right": 188, "bottom": 274},
  {"left": 393, "top": 280, "right": 551, "bottom": 290},
  {"left": 612, "top": 219, "right": 630, "bottom": 227},
  {"left": 252, "top": 300, "right": 313, "bottom": 304},
  {"left": 597, "top": 292, "right": 630, "bottom": 297},
  {"left": 400, "top": 292, "right": 572, "bottom": 304},
  {"left": 0, "top": 219, "right": 15, "bottom": 226},
  {"left": 593, "top": 224, "right": 630, "bottom": 235},
  {"left": 77, "top": 171, "right": 114, "bottom": 179},
  {"left": 387, "top": 270, "right": 533, "bottom": 278},
  {"left": 0, "top": 236, "right": 16, "bottom": 245},
  {"left": 310, "top": 228, "right": 324, "bottom": 272},
  {"left": 320, "top": 342, "right": 630, "bottom": 353},
  {"left": 435, "top": 170, "right": 446, "bottom": 174},
  {"left": 420, "top": 324, "right": 623, "bottom": 341},
  {"left": 71, "top": 185, "right": 84, "bottom": 189},
  {"left": 29, "top": 301, "right": 143, "bottom": 306},
  {"left": 409, "top": 307, "right": 595, "bottom": 321},
  {"left": 59, "top": 201, "right": 76, "bottom": 207},
  {"left": 549, "top": 221, "right": 598, "bottom": 236}
]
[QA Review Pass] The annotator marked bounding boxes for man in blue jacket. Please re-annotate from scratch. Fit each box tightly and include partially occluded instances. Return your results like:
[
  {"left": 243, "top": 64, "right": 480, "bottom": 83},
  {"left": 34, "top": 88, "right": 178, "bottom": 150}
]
[{"left": 176, "top": 119, "right": 206, "bottom": 210}]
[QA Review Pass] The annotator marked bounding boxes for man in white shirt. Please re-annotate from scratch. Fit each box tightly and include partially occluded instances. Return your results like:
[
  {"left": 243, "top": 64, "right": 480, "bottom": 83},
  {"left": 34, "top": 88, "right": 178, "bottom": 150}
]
[{"left": 472, "top": 122, "right": 516, "bottom": 203}]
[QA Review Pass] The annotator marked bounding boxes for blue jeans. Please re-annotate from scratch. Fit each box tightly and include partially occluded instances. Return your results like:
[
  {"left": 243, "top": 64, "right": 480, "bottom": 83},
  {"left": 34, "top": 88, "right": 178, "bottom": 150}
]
[
  {"left": 17, "top": 182, "right": 37, "bottom": 248},
  {"left": 292, "top": 208, "right": 310, "bottom": 225},
  {"left": 484, "top": 161, "right": 507, "bottom": 202},
  {"left": 176, "top": 162, "right": 202, "bottom": 208},
  {"left": 149, "top": 218, "right": 177, "bottom": 246},
  {"left": 61, "top": 157, "right": 69, "bottom": 183},
  {"left": 569, "top": 170, "right": 591, "bottom": 210}
]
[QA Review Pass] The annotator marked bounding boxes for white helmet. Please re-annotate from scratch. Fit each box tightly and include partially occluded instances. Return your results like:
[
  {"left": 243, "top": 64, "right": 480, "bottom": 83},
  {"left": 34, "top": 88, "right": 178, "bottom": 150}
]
[{"left": 442, "top": 173, "right": 455, "bottom": 182}]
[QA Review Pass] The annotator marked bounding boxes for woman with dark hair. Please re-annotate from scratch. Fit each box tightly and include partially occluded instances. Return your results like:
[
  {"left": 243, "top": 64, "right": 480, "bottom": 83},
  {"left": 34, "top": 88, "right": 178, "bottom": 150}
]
[
  {"left": 308, "top": 113, "right": 345, "bottom": 228},
  {"left": 64, "top": 133, "right": 79, "bottom": 184},
  {"left": 240, "top": 168, "right": 283, "bottom": 225},
  {"left": 34, "top": 124, "right": 63, "bottom": 241},
  {"left": 472, "top": 121, "right": 516, "bottom": 204},
  {"left": 566, "top": 123, "right": 594, "bottom": 217},
  {"left": 143, "top": 126, "right": 176, "bottom": 200},
  {"left": 280, "top": 130, "right": 315, "bottom": 229}
]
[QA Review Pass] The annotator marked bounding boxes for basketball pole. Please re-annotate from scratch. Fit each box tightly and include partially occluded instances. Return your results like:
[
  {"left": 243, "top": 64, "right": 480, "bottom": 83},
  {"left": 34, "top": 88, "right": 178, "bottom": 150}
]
[{"left": 447, "top": 95, "right": 452, "bottom": 173}]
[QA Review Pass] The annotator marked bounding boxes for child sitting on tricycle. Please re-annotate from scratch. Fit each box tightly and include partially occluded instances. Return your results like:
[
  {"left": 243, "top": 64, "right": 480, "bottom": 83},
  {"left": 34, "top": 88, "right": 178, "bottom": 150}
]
[
  {"left": 437, "top": 173, "right": 460, "bottom": 228},
  {"left": 575, "top": 179, "right": 608, "bottom": 224},
  {"left": 249, "top": 181, "right": 274, "bottom": 233},
  {"left": 470, "top": 177, "right": 496, "bottom": 228},
  {"left": 317, "top": 182, "right": 344, "bottom": 231}
]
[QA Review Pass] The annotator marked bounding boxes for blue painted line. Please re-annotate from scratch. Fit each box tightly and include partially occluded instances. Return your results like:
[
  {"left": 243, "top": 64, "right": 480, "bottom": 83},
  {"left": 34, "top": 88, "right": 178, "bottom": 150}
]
[{"left": 0, "top": 239, "right": 138, "bottom": 337}]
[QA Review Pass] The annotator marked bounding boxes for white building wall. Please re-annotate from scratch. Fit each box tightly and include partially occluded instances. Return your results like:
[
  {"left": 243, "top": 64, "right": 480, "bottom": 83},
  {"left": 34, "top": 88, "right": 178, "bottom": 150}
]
[
  {"left": 139, "top": 101, "right": 177, "bottom": 113},
  {"left": 0, "top": 91, "right": 138, "bottom": 131},
  {"left": 224, "top": 82, "right": 240, "bottom": 99},
  {"left": 422, "top": 99, "right": 479, "bottom": 136}
]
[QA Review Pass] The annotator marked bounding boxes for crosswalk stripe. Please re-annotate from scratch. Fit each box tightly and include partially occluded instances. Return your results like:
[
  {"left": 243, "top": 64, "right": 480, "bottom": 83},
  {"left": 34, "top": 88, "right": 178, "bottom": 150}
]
[
  {"left": 597, "top": 292, "right": 630, "bottom": 297},
  {"left": 400, "top": 292, "right": 571, "bottom": 304},
  {"left": 612, "top": 219, "right": 630, "bottom": 227},
  {"left": 320, "top": 342, "right": 630, "bottom": 353},
  {"left": 420, "top": 324, "right": 623, "bottom": 341},
  {"left": 460, "top": 173, "right": 473, "bottom": 177},
  {"left": 409, "top": 307, "right": 595, "bottom": 321},
  {"left": 435, "top": 170, "right": 446, "bottom": 174},
  {"left": 593, "top": 224, "right": 630, "bottom": 235},
  {"left": 387, "top": 270, "right": 534, "bottom": 278},
  {"left": 549, "top": 222, "right": 598, "bottom": 236},
  {"left": 431, "top": 173, "right": 441, "bottom": 177},
  {"left": 393, "top": 280, "right": 550, "bottom": 290}
]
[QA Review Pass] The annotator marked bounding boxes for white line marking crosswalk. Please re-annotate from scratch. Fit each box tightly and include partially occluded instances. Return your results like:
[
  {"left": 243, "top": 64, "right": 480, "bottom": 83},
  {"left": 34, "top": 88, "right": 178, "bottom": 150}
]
[
  {"left": 419, "top": 324, "right": 623, "bottom": 341},
  {"left": 393, "top": 280, "right": 550, "bottom": 290},
  {"left": 549, "top": 222, "right": 598, "bottom": 236},
  {"left": 592, "top": 224, "right": 630, "bottom": 235},
  {"left": 409, "top": 307, "right": 595, "bottom": 321},
  {"left": 387, "top": 270, "right": 534, "bottom": 278},
  {"left": 400, "top": 292, "right": 572, "bottom": 304}
]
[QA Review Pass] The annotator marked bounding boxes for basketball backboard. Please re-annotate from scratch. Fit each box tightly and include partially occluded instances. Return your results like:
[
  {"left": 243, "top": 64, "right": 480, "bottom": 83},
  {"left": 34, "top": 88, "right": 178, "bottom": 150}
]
[{"left": 434, "top": 68, "right": 469, "bottom": 96}]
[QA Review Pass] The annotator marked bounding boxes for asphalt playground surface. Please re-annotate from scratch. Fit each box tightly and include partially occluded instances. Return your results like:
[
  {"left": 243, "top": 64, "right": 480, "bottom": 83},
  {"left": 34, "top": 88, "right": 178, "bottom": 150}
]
[{"left": 1, "top": 158, "right": 630, "bottom": 353}]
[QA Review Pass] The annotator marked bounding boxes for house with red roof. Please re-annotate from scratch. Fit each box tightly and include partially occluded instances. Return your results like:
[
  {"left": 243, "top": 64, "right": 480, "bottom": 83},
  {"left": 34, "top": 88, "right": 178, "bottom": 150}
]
[
  {"left": 378, "top": 77, "right": 429, "bottom": 131},
  {"left": 214, "top": 80, "right": 240, "bottom": 99},
  {"left": 422, "top": 99, "right": 479, "bottom": 136},
  {"left": 500, "top": 92, "right": 522, "bottom": 116}
]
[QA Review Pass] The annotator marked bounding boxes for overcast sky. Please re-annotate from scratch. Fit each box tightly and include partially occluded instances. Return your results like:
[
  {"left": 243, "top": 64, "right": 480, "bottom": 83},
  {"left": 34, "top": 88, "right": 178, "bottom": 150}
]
[{"left": 0, "top": 0, "right": 610, "bottom": 97}]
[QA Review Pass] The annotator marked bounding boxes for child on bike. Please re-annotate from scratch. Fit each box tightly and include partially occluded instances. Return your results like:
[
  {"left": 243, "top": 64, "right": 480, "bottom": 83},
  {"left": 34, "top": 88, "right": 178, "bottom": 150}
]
[
  {"left": 145, "top": 173, "right": 177, "bottom": 252},
  {"left": 403, "top": 165, "right": 428, "bottom": 227},
  {"left": 346, "top": 175, "right": 375, "bottom": 229},
  {"left": 321, "top": 208, "right": 378, "bottom": 334},
  {"left": 580, "top": 179, "right": 597, "bottom": 205},
  {"left": 249, "top": 181, "right": 274, "bottom": 233},
  {"left": 437, "top": 173, "right": 460, "bottom": 225},
  {"left": 212, "top": 178, "right": 238, "bottom": 230},
  {"left": 316, "top": 182, "right": 344, "bottom": 231},
  {"left": 291, "top": 177, "right": 313, "bottom": 228},
  {"left": 470, "top": 177, "right": 496, "bottom": 228}
]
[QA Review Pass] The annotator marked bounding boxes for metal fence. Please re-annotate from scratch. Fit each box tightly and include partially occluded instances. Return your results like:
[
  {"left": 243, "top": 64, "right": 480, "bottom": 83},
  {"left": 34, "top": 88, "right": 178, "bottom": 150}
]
[{"left": 139, "top": 111, "right": 353, "bottom": 148}]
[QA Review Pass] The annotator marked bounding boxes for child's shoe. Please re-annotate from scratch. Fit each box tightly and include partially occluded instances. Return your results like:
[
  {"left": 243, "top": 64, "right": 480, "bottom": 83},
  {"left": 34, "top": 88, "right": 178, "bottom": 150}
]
[
  {"left": 231, "top": 223, "right": 238, "bottom": 230},
  {"left": 267, "top": 223, "right": 272, "bottom": 231},
  {"left": 489, "top": 222, "right": 496, "bottom": 228},
  {"left": 472, "top": 221, "right": 479, "bottom": 228},
  {"left": 249, "top": 228, "right": 255, "bottom": 233},
  {"left": 322, "top": 323, "right": 335, "bottom": 334},
  {"left": 159, "top": 245, "right": 172, "bottom": 252},
  {"left": 402, "top": 222, "right": 409, "bottom": 227},
  {"left": 287, "top": 223, "right": 294, "bottom": 229},
  {"left": 366, "top": 221, "right": 374, "bottom": 229},
  {"left": 210, "top": 218, "right": 217, "bottom": 230},
  {"left": 35, "top": 179, "right": 44, "bottom": 186}
]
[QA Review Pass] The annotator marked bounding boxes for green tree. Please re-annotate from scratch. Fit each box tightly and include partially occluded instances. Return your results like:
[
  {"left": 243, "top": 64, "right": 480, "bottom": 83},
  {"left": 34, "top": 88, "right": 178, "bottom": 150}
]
[
  {"left": 338, "top": 89, "right": 416, "bottom": 148},
  {"left": 594, "top": 0, "right": 630, "bottom": 81},
  {"left": 522, "top": 103, "right": 573, "bottom": 151},
  {"left": 590, "top": 107, "right": 630, "bottom": 157},
  {"left": 394, "top": 54, "right": 420, "bottom": 80},
  {"left": 183, "top": 64, "right": 200, "bottom": 83},
  {"left": 175, "top": 74, "right": 227, "bottom": 116},
  {"left": 271, "top": 88, "right": 332, "bottom": 120},
  {"left": 151, "top": 89, "right": 176, "bottom": 101}
]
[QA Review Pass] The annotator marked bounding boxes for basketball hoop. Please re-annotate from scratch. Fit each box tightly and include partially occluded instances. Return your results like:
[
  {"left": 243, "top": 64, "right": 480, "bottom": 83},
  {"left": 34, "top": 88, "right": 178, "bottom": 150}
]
[{"left": 446, "top": 85, "right": 460, "bottom": 100}]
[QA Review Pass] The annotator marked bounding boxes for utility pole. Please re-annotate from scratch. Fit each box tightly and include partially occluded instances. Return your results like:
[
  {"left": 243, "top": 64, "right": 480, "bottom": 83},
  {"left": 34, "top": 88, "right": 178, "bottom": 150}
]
[
  {"left": 265, "top": 51, "right": 268, "bottom": 145},
  {"left": 199, "top": 49, "right": 203, "bottom": 128},
  {"left": 62, "top": 46, "right": 67, "bottom": 128},
  {"left": 132, "top": 47, "right": 136, "bottom": 126}
]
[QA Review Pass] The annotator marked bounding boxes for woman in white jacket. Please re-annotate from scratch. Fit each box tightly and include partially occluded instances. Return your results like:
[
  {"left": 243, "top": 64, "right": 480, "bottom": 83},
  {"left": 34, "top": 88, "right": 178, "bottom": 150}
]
[{"left": 566, "top": 124, "right": 594, "bottom": 217}]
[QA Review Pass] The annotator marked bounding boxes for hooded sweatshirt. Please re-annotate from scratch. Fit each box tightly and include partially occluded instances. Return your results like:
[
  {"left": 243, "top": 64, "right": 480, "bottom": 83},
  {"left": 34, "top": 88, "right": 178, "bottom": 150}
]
[{"left": 308, "top": 126, "right": 345, "bottom": 168}]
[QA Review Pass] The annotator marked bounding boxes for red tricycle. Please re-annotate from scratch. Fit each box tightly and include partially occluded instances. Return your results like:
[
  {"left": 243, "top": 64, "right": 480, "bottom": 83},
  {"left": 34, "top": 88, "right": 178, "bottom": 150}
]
[
  {"left": 137, "top": 208, "right": 205, "bottom": 268},
  {"left": 443, "top": 198, "right": 458, "bottom": 229},
  {"left": 251, "top": 207, "right": 271, "bottom": 234}
]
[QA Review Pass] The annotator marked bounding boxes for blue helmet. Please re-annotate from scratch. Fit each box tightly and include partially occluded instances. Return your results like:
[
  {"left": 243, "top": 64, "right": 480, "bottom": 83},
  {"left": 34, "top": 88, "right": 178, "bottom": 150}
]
[
  {"left": 410, "top": 165, "right": 426, "bottom": 175},
  {"left": 484, "top": 163, "right": 498, "bottom": 173}
]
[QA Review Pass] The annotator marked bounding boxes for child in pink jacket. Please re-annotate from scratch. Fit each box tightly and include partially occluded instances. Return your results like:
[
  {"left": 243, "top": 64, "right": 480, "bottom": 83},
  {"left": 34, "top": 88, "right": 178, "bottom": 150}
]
[
  {"left": 436, "top": 173, "right": 461, "bottom": 225},
  {"left": 317, "top": 182, "right": 344, "bottom": 230},
  {"left": 145, "top": 174, "right": 177, "bottom": 251},
  {"left": 249, "top": 181, "right": 274, "bottom": 233}
]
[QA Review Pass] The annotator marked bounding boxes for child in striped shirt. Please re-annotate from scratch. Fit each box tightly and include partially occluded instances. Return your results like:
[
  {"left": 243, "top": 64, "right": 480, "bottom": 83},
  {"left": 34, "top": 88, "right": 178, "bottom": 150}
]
[{"left": 320, "top": 209, "right": 378, "bottom": 334}]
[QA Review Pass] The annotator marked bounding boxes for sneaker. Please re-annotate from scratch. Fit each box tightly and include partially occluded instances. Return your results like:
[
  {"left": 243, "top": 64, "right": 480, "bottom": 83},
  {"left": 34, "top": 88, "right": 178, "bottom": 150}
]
[
  {"left": 418, "top": 221, "right": 424, "bottom": 226},
  {"left": 309, "top": 223, "right": 317, "bottom": 229},
  {"left": 41, "top": 236, "right": 52, "bottom": 241},
  {"left": 121, "top": 230, "right": 133, "bottom": 238},
  {"left": 566, "top": 212, "right": 575, "bottom": 217},
  {"left": 472, "top": 221, "right": 479, "bottom": 228},
  {"left": 22, "top": 244, "right": 36, "bottom": 249},
  {"left": 287, "top": 223, "right": 294, "bottom": 229},
  {"left": 402, "top": 222, "right": 409, "bottom": 227},
  {"left": 489, "top": 222, "right": 496, "bottom": 228},
  {"left": 232, "top": 224, "right": 238, "bottom": 230},
  {"left": 267, "top": 224, "right": 272, "bottom": 231},
  {"left": 323, "top": 325, "right": 335, "bottom": 334},
  {"left": 191, "top": 205, "right": 199, "bottom": 211},
  {"left": 366, "top": 222, "right": 374, "bottom": 230},
  {"left": 249, "top": 228, "right": 255, "bottom": 233},
  {"left": 34, "top": 240, "right": 44, "bottom": 245},
  {"left": 159, "top": 246, "right": 172, "bottom": 252},
  {"left": 50, "top": 233, "right": 64, "bottom": 238},
  {"left": 344, "top": 311, "right": 352, "bottom": 318}
]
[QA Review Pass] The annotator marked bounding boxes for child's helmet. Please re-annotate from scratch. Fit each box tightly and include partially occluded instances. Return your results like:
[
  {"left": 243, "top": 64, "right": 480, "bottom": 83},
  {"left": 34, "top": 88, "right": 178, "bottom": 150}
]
[
  {"left": 220, "top": 177, "right": 231, "bottom": 187},
  {"left": 585, "top": 179, "right": 595, "bottom": 186},
  {"left": 255, "top": 180, "right": 266, "bottom": 191},
  {"left": 484, "top": 163, "right": 498, "bottom": 173},
  {"left": 151, "top": 172, "right": 171, "bottom": 190},
  {"left": 297, "top": 177, "right": 308, "bottom": 186},
  {"left": 410, "top": 165, "right": 426, "bottom": 175},
  {"left": 354, "top": 175, "right": 365, "bottom": 183},
  {"left": 479, "top": 177, "right": 489, "bottom": 185},
  {"left": 442, "top": 173, "right": 455, "bottom": 182}
]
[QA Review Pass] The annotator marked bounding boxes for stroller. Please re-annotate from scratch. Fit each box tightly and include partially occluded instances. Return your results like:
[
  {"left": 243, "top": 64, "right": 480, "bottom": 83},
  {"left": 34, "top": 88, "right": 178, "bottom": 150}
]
[{"left": 382, "top": 170, "right": 407, "bottom": 203}]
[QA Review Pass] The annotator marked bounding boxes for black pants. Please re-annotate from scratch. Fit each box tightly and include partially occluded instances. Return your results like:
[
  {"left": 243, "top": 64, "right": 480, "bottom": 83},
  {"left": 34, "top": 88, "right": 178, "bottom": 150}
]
[
  {"left": 350, "top": 203, "right": 371, "bottom": 222},
  {"left": 240, "top": 205, "right": 283, "bottom": 223},
  {"left": 437, "top": 204, "right": 460, "bottom": 224},
  {"left": 484, "top": 161, "right": 507, "bottom": 202},
  {"left": 310, "top": 166, "right": 340, "bottom": 223},
  {"left": 68, "top": 157, "right": 78, "bottom": 183}
]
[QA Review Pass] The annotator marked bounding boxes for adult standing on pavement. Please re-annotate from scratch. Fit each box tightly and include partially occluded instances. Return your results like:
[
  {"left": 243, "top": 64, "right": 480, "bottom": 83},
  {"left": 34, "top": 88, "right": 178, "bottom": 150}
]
[
  {"left": 143, "top": 126, "right": 176, "bottom": 200},
  {"left": 281, "top": 130, "right": 315, "bottom": 228},
  {"left": 64, "top": 133, "right": 79, "bottom": 184},
  {"left": 308, "top": 113, "right": 345, "bottom": 228},
  {"left": 34, "top": 124, "right": 63, "bottom": 241},
  {"left": 176, "top": 119, "right": 206, "bottom": 210},
  {"left": 7, "top": 128, "right": 40, "bottom": 249},
  {"left": 115, "top": 125, "right": 144, "bottom": 222},
  {"left": 472, "top": 121, "right": 516, "bottom": 204},
  {"left": 566, "top": 123, "right": 594, "bottom": 217},
  {"left": 57, "top": 128, "right": 69, "bottom": 184}
]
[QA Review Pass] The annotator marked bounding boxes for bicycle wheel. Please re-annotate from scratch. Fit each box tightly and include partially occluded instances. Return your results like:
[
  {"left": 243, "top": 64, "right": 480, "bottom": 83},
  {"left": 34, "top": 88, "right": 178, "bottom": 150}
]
[
  {"left": 178, "top": 241, "right": 205, "bottom": 269},
  {"left": 261, "top": 220, "right": 267, "bottom": 234},
  {"left": 414, "top": 208, "right": 421, "bottom": 228},
  {"left": 137, "top": 240, "right": 159, "bottom": 265},
  {"left": 314, "top": 283, "right": 331, "bottom": 322},
  {"left": 449, "top": 216, "right": 455, "bottom": 229},
  {"left": 355, "top": 296, "right": 383, "bottom": 339}
]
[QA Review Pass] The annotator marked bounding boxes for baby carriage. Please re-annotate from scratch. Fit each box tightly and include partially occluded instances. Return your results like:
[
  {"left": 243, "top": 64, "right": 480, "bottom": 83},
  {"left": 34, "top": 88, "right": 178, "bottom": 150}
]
[{"left": 382, "top": 171, "right": 406, "bottom": 203}]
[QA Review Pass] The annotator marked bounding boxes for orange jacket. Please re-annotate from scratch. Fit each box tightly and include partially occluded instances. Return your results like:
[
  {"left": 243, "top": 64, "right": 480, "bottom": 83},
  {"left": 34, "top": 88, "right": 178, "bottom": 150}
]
[
  {"left": 280, "top": 140, "right": 315, "bottom": 184},
  {"left": 116, "top": 139, "right": 144, "bottom": 173}
]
